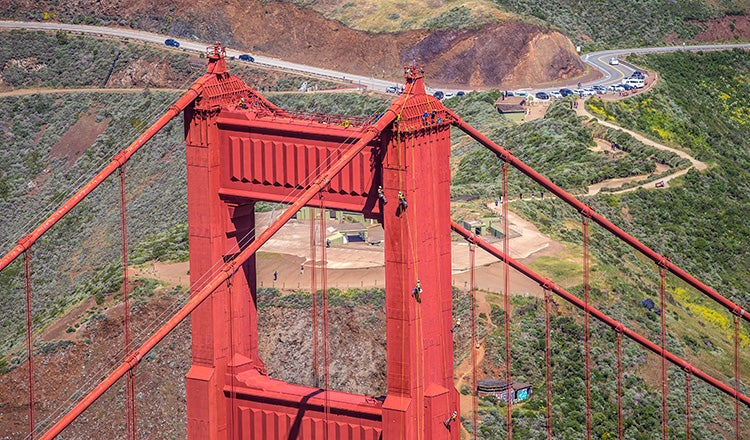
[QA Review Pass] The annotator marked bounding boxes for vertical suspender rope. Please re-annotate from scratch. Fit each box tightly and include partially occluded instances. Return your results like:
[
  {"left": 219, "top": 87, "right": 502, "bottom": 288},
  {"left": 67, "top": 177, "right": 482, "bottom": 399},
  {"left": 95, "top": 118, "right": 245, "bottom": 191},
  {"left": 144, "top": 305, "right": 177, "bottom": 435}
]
[
  {"left": 24, "top": 249, "right": 34, "bottom": 440},
  {"left": 310, "top": 215, "right": 319, "bottom": 388},
  {"left": 227, "top": 276, "right": 237, "bottom": 437},
  {"left": 469, "top": 240, "right": 478, "bottom": 439},
  {"left": 319, "top": 194, "right": 330, "bottom": 438},
  {"left": 685, "top": 370, "right": 692, "bottom": 440},
  {"left": 119, "top": 165, "right": 137, "bottom": 440},
  {"left": 582, "top": 215, "right": 592, "bottom": 440},
  {"left": 544, "top": 288, "right": 553, "bottom": 440},
  {"left": 616, "top": 330, "right": 623, "bottom": 440},
  {"left": 734, "top": 315, "right": 741, "bottom": 440},
  {"left": 659, "top": 266, "right": 668, "bottom": 440},
  {"left": 502, "top": 161, "right": 512, "bottom": 438}
]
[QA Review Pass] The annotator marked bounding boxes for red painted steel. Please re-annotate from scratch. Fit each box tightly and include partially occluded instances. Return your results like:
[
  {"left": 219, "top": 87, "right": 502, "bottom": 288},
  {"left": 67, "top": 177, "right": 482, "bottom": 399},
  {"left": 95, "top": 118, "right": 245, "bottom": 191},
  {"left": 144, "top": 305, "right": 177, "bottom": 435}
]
[
  {"left": 449, "top": 114, "right": 750, "bottom": 325},
  {"left": 119, "top": 165, "right": 137, "bottom": 440},
  {"left": 450, "top": 221, "right": 750, "bottom": 408},
  {"left": 734, "top": 316, "right": 741, "bottom": 440},
  {"left": 310, "top": 215, "right": 319, "bottom": 388},
  {"left": 583, "top": 217, "right": 592, "bottom": 440},
  {"left": 39, "top": 92, "right": 397, "bottom": 440},
  {"left": 544, "top": 289, "right": 553, "bottom": 440},
  {"left": 502, "top": 162, "right": 512, "bottom": 438},
  {"left": 685, "top": 372, "right": 692, "bottom": 440},
  {"left": 319, "top": 196, "right": 331, "bottom": 437},
  {"left": 24, "top": 250, "right": 34, "bottom": 440},
  {"left": 616, "top": 332, "right": 623, "bottom": 440},
  {"left": 469, "top": 240, "right": 478, "bottom": 438},
  {"left": 659, "top": 267, "right": 668, "bottom": 440}
]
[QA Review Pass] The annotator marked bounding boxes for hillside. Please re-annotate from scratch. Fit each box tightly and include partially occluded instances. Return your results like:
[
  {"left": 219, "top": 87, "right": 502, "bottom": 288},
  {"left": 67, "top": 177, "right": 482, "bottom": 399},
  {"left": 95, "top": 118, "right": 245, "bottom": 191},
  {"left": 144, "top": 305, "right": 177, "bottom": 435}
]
[{"left": 0, "top": 0, "right": 585, "bottom": 89}]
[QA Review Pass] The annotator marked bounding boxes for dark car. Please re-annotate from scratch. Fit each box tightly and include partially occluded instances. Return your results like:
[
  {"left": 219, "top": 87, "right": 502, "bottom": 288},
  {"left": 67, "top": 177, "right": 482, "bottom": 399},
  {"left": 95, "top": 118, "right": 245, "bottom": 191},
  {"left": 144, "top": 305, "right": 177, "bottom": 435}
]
[
  {"left": 455, "top": 91, "right": 465, "bottom": 97},
  {"left": 535, "top": 91, "right": 550, "bottom": 100},
  {"left": 433, "top": 91, "right": 445, "bottom": 100},
  {"left": 622, "top": 83, "right": 635, "bottom": 91},
  {"left": 238, "top": 54, "right": 255, "bottom": 62},
  {"left": 631, "top": 70, "right": 644, "bottom": 79},
  {"left": 559, "top": 88, "right": 574, "bottom": 97},
  {"left": 164, "top": 38, "right": 180, "bottom": 48}
]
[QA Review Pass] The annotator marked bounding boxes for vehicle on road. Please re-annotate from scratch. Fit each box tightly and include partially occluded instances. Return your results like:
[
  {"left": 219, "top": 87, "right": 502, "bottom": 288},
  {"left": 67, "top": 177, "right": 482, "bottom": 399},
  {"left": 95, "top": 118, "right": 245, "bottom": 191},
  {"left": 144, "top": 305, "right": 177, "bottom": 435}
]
[
  {"left": 164, "top": 38, "right": 180, "bottom": 48},
  {"left": 622, "top": 77, "right": 645, "bottom": 88},
  {"left": 592, "top": 85, "right": 607, "bottom": 94},
  {"left": 238, "top": 54, "right": 254, "bottom": 62},
  {"left": 444, "top": 92, "right": 454, "bottom": 98},
  {"left": 549, "top": 91, "right": 563, "bottom": 99},
  {"left": 630, "top": 70, "right": 644, "bottom": 79},
  {"left": 456, "top": 91, "right": 465, "bottom": 97},
  {"left": 559, "top": 88, "right": 574, "bottom": 97},
  {"left": 609, "top": 57, "right": 619, "bottom": 65},
  {"left": 534, "top": 91, "right": 550, "bottom": 100},
  {"left": 433, "top": 90, "right": 445, "bottom": 100},
  {"left": 386, "top": 85, "right": 399, "bottom": 93}
]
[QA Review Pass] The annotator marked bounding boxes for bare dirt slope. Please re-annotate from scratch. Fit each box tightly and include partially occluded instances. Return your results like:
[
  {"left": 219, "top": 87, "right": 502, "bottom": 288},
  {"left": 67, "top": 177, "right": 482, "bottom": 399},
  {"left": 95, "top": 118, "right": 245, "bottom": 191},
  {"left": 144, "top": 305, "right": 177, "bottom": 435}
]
[{"left": 0, "top": 0, "right": 586, "bottom": 88}]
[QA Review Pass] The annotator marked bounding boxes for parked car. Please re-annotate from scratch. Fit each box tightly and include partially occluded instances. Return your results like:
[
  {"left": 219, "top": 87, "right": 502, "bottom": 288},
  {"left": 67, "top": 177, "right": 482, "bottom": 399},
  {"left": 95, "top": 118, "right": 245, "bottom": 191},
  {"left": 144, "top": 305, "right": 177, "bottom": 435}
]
[
  {"left": 238, "top": 54, "right": 255, "bottom": 62},
  {"left": 559, "top": 88, "right": 574, "bottom": 97},
  {"left": 534, "top": 91, "right": 550, "bottom": 100},
  {"left": 592, "top": 85, "right": 606, "bottom": 94},
  {"left": 631, "top": 70, "right": 644, "bottom": 79},
  {"left": 386, "top": 85, "right": 399, "bottom": 93},
  {"left": 549, "top": 91, "right": 563, "bottom": 99},
  {"left": 456, "top": 91, "right": 465, "bottom": 97},
  {"left": 433, "top": 91, "right": 445, "bottom": 100},
  {"left": 583, "top": 88, "right": 596, "bottom": 96},
  {"left": 444, "top": 92, "right": 454, "bottom": 98},
  {"left": 164, "top": 38, "right": 180, "bottom": 48}
]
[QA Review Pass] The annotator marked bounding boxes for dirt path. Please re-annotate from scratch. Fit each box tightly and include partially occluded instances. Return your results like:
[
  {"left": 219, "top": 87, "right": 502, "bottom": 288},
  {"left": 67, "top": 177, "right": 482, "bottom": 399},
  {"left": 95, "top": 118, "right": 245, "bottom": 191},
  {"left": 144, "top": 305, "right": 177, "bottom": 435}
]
[
  {"left": 0, "top": 87, "right": 183, "bottom": 97},
  {"left": 575, "top": 96, "right": 707, "bottom": 194}
]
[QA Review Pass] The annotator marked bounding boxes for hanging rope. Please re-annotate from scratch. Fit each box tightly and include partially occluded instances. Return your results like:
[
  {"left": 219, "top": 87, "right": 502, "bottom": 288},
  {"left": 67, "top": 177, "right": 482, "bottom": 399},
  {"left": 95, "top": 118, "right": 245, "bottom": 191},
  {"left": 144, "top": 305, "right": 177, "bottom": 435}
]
[
  {"left": 501, "top": 161, "right": 512, "bottom": 438},
  {"left": 469, "top": 239, "right": 478, "bottom": 439},
  {"left": 659, "top": 266, "right": 668, "bottom": 440},
  {"left": 24, "top": 249, "right": 34, "bottom": 440},
  {"left": 685, "top": 370, "right": 692, "bottom": 440},
  {"left": 309, "top": 215, "right": 319, "bottom": 388},
  {"left": 616, "top": 331, "right": 623, "bottom": 440},
  {"left": 582, "top": 215, "right": 592, "bottom": 440},
  {"left": 319, "top": 194, "right": 330, "bottom": 438},
  {"left": 544, "top": 288, "right": 553, "bottom": 440},
  {"left": 734, "top": 315, "right": 741, "bottom": 440},
  {"left": 119, "top": 164, "right": 137, "bottom": 440},
  {"left": 226, "top": 275, "right": 237, "bottom": 438}
]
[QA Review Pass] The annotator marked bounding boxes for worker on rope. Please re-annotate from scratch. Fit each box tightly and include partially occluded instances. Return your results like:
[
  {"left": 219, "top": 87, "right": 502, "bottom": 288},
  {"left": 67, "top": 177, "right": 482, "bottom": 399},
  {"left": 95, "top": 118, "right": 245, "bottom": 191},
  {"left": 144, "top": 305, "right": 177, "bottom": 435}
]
[
  {"left": 443, "top": 411, "right": 458, "bottom": 428},
  {"left": 398, "top": 191, "right": 407, "bottom": 209},
  {"left": 412, "top": 279, "right": 422, "bottom": 303},
  {"left": 451, "top": 319, "right": 461, "bottom": 332},
  {"left": 377, "top": 185, "right": 387, "bottom": 204}
]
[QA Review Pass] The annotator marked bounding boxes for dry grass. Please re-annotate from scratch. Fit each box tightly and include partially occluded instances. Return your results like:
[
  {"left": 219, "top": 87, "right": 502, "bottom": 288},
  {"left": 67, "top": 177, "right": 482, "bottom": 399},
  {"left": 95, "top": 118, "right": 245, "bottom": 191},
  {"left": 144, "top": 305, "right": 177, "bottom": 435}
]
[{"left": 308, "top": 0, "right": 514, "bottom": 33}]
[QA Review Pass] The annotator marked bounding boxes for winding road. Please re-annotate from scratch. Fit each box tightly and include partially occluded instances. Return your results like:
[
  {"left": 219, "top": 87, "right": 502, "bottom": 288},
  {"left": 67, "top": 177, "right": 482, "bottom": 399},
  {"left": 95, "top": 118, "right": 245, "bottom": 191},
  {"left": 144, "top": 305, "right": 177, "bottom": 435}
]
[{"left": 1, "top": 20, "right": 749, "bottom": 95}]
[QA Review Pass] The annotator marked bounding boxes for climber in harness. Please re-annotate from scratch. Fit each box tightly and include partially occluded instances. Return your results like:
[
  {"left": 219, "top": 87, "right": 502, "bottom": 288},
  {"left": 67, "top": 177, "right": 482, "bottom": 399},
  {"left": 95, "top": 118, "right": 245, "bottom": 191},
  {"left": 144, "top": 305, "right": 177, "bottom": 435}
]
[
  {"left": 412, "top": 279, "right": 422, "bottom": 303},
  {"left": 377, "top": 185, "right": 387, "bottom": 204},
  {"left": 398, "top": 192, "right": 407, "bottom": 209}
]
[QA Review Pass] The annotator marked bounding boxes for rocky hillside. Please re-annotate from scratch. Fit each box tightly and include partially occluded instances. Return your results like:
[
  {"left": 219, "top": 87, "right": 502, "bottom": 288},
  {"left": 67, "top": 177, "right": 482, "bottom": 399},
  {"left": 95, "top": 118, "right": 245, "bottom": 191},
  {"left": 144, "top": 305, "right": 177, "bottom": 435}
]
[{"left": 0, "top": 0, "right": 586, "bottom": 89}]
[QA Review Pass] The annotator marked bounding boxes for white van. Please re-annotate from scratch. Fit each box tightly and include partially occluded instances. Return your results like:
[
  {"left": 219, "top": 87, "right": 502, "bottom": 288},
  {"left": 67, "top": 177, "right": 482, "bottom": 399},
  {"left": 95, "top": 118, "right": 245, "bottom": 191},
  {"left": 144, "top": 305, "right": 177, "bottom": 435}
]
[{"left": 622, "top": 77, "right": 645, "bottom": 88}]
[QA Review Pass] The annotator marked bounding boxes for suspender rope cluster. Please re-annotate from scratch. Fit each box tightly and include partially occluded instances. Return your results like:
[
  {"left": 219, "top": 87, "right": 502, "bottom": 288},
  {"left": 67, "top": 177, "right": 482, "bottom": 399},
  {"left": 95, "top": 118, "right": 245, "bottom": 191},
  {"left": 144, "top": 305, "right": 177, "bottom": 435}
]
[
  {"left": 502, "top": 161, "right": 513, "bottom": 438},
  {"left": 582, "top": 215, "right": 592, "bottom": 440},
  {"left": 469, "top": 239, "right": 478, "bottom": 438},
  {"left": 119, "top": 164, "right": 137, "bottom": 440}
]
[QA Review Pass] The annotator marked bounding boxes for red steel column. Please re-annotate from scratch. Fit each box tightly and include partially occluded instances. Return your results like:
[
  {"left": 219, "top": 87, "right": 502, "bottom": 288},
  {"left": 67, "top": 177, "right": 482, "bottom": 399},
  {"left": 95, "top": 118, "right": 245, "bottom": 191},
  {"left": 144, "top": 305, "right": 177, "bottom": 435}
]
[
  {"left": 582, "top": 216, "right": 592, "bottom": 440},
  {"left": 185, "top": 102, "right": 261, "bottom": 439},
  {"left": 502, "top": 162, "right": 512, "bottom": 438},
  {"left": 120, "top": 165, "right": 137, "bottom": 440},
  {"left": 469, "top": 241, "right": 478, "bottom": 438},
  {"left": 659, "top": 267, "right": 668, "bottom": 440},
  {"left": 24, "top": 249, "right": 34, "bottom": 440},
  {"left": 544, "top": 289, "right": 553, "bottom": 440},
  {"left": 734, "top": 315, "right": 741, "bottom": 440},
  {"left": 381, "top": 88, "right": 458, "bottom": 438},
  {"left": 685, "top": 371, "right": 691, "bottom": 440},
  {"left": 616, "top": 331, "right": 623, "bottom": 440}
]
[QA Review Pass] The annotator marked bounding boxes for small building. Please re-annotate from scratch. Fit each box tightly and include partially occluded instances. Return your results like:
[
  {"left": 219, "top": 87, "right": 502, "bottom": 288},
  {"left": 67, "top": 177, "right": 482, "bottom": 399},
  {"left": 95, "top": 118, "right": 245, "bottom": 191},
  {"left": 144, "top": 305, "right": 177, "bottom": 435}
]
[
  {"left": 463, "top": 219, "right": 486, "bottom": 235},
  {"left": 477, "top": 378, "right": 533, "bottom": 404},
  {"left": 495, "top": 96, "right": 527, "bottom": 114}
]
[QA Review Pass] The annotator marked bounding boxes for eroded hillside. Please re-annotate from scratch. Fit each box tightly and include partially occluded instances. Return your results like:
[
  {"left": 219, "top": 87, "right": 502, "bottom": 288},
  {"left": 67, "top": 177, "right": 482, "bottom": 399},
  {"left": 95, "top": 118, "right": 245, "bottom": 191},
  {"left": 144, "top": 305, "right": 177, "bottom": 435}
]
[{"left": 0, "top": 0, "right": 586, "bottom": 88}]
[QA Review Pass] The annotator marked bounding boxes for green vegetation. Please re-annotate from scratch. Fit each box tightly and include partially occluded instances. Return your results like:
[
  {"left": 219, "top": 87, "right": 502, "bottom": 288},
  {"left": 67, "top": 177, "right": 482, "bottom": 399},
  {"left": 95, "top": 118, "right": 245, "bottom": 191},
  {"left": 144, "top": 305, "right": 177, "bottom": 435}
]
[
  {"left": 450, "top": 95, "right": 686, "bottom": 196},
  {"left": 494, "top": 0, "right": 747, "bottom": 49},
  {"left": 590, "top": 49, "right": 750, "bottom": 307}
]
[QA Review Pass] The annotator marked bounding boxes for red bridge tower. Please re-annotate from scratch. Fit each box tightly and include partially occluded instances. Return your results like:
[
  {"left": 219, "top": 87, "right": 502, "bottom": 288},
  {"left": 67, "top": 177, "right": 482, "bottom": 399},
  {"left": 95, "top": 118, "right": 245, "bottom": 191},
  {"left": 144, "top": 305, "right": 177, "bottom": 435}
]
[{"left": 184, "top": 45, "right": 460, "bottom": 438}]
